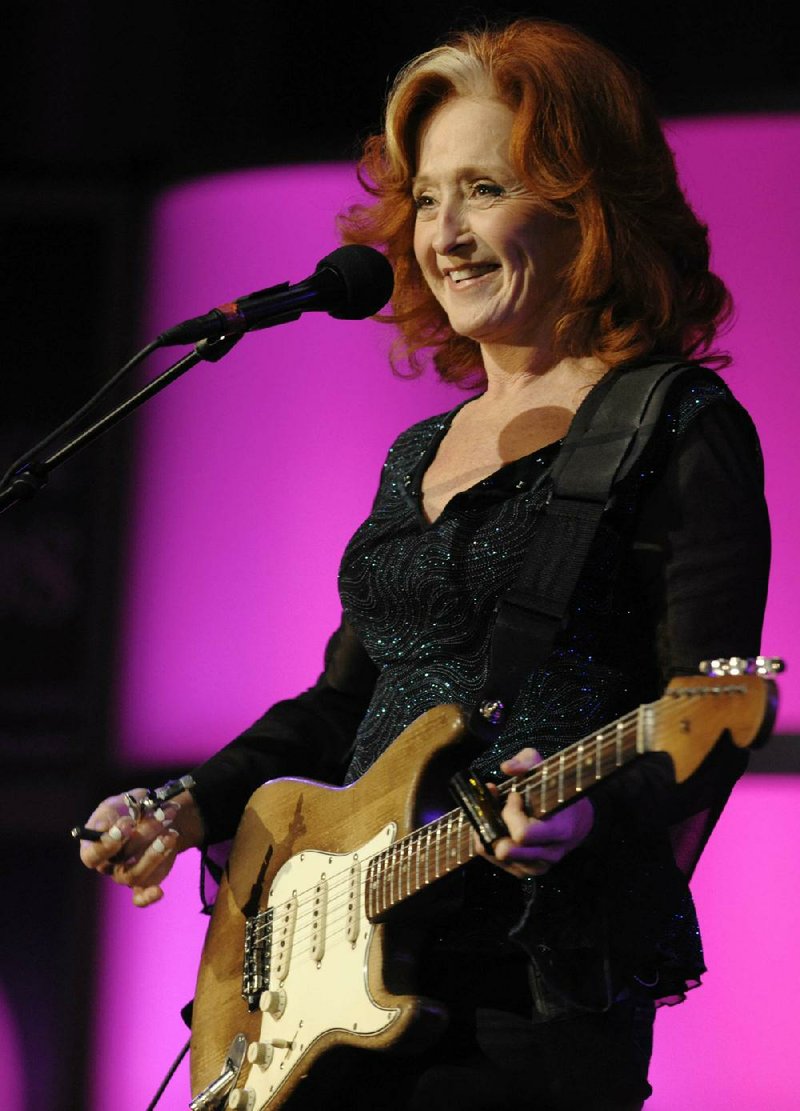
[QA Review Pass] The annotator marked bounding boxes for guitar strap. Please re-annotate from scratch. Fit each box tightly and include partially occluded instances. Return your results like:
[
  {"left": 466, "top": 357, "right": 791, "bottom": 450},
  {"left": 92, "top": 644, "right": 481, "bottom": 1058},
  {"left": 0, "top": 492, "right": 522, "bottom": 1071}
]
[{"left": 469, "top": 358, "right": 703, "bottom": 744}]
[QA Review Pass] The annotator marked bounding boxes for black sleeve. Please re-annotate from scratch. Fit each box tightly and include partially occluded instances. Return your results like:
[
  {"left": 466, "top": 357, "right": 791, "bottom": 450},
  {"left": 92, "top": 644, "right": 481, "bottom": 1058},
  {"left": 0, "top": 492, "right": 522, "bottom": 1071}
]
[
  {"left": 584, "top": 395, "right": 771, "bottom": 868},
  {"left": 189, "top": 616, "right": 378, "bottom": 843}
]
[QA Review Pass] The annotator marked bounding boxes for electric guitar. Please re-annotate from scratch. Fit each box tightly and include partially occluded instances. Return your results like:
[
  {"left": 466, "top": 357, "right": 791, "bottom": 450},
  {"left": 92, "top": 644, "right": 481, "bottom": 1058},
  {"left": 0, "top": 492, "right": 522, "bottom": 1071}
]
[{"left": 189, "top": 658, "right": 782, "bottom": 1110}]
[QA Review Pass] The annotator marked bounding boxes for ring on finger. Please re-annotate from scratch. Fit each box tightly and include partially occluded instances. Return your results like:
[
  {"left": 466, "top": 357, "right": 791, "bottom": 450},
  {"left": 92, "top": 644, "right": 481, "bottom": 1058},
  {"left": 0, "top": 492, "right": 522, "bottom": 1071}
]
[{"left": 123, "top": 792, "right": 142, "bottom": 822}]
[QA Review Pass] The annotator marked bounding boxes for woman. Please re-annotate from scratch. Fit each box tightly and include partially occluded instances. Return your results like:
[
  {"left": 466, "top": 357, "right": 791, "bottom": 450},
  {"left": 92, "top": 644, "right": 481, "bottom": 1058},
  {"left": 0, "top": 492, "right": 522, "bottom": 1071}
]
[{"left": 80, "top": 19, "right": 770, "bottom": 1109}]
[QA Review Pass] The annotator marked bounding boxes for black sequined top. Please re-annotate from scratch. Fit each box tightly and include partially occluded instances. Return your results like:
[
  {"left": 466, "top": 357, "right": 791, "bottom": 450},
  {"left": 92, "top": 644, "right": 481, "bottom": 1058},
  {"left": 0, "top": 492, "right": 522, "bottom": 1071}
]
[{"left": 191, "top": 367, "right": 770, "bottom": 1010}]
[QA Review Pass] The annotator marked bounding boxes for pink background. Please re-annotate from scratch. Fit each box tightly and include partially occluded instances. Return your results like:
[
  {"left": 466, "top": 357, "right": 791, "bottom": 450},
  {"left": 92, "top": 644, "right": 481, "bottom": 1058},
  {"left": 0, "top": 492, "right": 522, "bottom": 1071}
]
[{"left": 85, "top": 119, "right": 798, "bottom": 1107}]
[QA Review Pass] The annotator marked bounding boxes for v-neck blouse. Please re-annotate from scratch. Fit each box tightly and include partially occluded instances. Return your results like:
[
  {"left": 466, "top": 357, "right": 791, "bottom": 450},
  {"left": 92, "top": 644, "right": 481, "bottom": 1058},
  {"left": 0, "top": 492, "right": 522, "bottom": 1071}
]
[
  {"left": 339, "top": 404, "right": 570, "bottom": 784},
  {"left": 190, "top": 367, "right": 770, "bottom": 1009},
  {"left": 405, "top": 396, "right": 564, "bottom": 529}
]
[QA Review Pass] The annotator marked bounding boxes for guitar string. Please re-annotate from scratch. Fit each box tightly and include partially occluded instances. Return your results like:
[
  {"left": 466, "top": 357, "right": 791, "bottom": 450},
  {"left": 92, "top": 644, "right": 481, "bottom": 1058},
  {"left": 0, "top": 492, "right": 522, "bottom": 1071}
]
[
  {"left": 251, "top": 686, "right": 747, "bottom": 961},
  {"left": 247, "top": 686, "right": 747, "bottom": 956},
  {"left": 245, "top": 687, "right": 747, "bottom": 966}
]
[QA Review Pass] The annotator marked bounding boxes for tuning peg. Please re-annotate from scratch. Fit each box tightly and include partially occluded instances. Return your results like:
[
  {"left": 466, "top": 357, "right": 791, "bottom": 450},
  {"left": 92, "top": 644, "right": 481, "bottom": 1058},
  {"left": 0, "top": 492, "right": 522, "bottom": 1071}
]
[
  {"left": 754, "top": 656, "right": 785, "bottom": 675},
  {"left": 699, "top": 656, "right": 785, "bottom": 677},
  {"left": 699, "top": 658, "right": 741, "bottom": 676}
]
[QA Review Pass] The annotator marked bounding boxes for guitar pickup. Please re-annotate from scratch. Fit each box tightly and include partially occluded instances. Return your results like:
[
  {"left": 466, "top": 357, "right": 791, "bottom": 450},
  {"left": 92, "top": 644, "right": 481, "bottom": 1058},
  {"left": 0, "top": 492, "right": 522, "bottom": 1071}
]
[{"left": 449, "top": 770, "right": 509, "bottom": 850}]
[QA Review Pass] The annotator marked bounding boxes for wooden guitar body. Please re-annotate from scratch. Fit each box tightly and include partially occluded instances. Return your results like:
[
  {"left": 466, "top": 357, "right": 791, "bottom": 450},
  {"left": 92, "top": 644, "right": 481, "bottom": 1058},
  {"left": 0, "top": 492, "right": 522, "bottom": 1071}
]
[
  {"left": 189, "top": 661, "right": 780, "bottom": 1109},
  {"left": 190, "top": 703, "right": 468, "bottom": 1109}
]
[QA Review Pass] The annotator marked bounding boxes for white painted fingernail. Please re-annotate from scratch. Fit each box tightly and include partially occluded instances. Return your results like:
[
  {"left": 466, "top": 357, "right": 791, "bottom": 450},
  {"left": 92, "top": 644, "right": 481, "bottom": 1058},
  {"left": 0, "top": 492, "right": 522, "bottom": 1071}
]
[
  {"left": 152, "top": 837, "right": 166, "bottom": 854},
  {"left": 154, "top": 808, "right": 165, "bottom": 822},
  {"left": 107, "top": 826, "right": 123, "bottom": 842}
]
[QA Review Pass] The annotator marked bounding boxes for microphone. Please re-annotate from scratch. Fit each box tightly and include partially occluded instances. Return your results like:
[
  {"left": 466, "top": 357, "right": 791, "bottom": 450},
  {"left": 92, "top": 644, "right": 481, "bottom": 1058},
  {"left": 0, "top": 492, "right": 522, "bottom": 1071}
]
[{"left": 157, "top": 244, "right": 394, "bottom": 346}]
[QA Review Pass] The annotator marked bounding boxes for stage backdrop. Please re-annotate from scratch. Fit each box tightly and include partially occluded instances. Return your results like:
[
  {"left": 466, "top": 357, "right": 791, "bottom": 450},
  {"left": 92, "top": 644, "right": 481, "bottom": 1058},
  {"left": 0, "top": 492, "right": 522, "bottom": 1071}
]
[{"left": 85, "top": 118, "right": 798, "bottom": 1109}]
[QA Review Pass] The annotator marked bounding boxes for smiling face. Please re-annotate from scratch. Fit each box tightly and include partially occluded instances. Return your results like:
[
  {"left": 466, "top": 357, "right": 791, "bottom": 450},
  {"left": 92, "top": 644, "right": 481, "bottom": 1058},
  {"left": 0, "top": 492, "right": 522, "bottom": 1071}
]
[{"left": 412, "top": 96, "right": 577, "bottom": 355}]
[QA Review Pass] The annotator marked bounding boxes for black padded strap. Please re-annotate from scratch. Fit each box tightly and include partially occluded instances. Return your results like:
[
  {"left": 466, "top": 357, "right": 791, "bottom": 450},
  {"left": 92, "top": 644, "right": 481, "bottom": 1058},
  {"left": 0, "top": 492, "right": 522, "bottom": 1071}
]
[{"left": 469, "top": 360, "right": 697, "bottom": 742}]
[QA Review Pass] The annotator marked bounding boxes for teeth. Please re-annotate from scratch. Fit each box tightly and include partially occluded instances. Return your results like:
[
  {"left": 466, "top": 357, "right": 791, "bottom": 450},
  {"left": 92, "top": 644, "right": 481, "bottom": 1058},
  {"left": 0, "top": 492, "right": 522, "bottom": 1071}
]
[{"left": 448, "top": 265, "right": 496, "bottom": 283}]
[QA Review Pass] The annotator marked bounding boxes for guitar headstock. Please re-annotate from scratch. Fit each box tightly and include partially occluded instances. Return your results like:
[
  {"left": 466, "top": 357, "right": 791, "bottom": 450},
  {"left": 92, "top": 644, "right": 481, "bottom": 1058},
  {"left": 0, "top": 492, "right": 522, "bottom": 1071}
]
[
  {"left": 658, "top": 658, "right": 784, "bottom": 779},
  {"left": 699, "top": 656, "right": 785, "bottom": 678}
]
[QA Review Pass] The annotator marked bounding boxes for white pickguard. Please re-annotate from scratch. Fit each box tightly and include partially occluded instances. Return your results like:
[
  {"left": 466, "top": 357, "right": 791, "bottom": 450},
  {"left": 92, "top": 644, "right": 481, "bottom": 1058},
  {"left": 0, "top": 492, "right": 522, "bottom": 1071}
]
[{"left": 238, "top": 823, "right": 400, "bottom": 1109}]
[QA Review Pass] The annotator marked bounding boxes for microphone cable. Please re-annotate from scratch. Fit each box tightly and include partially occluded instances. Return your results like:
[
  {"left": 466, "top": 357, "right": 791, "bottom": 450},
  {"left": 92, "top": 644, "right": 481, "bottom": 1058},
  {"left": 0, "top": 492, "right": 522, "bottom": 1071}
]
[{"left": 0, "top": 337, "right": 161, "bottom": 489}]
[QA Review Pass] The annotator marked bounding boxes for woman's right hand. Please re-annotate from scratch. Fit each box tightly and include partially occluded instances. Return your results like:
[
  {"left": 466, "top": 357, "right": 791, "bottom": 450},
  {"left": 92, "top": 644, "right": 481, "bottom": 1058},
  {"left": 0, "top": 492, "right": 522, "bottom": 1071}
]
[{"left": 78, "top": 787, "right": 205, "bottom": 908}]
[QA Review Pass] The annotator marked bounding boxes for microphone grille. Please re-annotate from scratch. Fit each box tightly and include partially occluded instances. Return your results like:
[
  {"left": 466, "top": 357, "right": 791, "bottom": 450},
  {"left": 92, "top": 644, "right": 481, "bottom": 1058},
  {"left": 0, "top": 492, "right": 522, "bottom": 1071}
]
[{"left": 316, "top": 245, "right": 394, "bottom": 320}]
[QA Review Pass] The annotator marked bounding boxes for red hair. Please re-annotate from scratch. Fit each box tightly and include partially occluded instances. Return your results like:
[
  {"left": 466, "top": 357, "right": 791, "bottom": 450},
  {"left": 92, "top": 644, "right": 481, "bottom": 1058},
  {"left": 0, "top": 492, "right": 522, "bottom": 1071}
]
[{"left": 339, "top": 19, "right": 732, "bottom": 382}]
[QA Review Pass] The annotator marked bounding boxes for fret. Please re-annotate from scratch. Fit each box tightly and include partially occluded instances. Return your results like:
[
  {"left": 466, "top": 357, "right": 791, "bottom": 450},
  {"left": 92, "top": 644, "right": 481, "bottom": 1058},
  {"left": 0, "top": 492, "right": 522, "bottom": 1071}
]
[
  {"left": 458, "top": 812, "right": 469, "bottom": 865},
  {"left": 393, "top": 845, "right": 401, "bottom": 905},
  {"left": 376, "top": 855, "right": 384, "bottom": 918},
  {"left": 356, "top": 681, "right": 762, "bottom": 925},
  {"left": 382, "top": 849, "right": 392, "bottom": 914},
  {"left": 375, "top": 811, "right": 480, "bottom": 911},
  {"left": 637, "top": 704, "right": 652, "bottom": 754},
  {"left": 399, "top": 836, "right": 407, "bottom": 899},
  {"left": 375, "top": 853, "right": 386, "bottom": 915},
  {"left": 365, "top": 859, "right": 374, "bottom": 919},
  {"left": 370, "top": 853, "right": 378, "bottom": 918},
  {"left": 376, "top": 851, "right": 386, "bottom": 917}
]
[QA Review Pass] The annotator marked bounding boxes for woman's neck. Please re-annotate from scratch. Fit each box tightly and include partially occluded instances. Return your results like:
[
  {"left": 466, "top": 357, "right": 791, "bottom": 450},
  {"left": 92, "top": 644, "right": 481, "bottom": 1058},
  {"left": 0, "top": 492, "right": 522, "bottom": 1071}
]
[{"left": 478, "top": 344, "right": 609, "bottom": 412}]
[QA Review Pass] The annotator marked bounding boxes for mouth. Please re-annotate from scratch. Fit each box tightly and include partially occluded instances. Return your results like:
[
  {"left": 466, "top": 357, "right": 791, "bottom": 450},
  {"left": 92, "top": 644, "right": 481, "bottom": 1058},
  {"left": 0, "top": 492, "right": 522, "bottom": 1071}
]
[{"left": 443, "top": 264, "right": 500, "bottom": 285}]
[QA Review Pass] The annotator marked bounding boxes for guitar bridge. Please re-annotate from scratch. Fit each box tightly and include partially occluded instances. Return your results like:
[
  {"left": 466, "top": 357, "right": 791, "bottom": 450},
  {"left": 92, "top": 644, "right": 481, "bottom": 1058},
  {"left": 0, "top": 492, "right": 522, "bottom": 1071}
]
[{"left": 242, "top": 909, "right": 272, "bottom": 1011}]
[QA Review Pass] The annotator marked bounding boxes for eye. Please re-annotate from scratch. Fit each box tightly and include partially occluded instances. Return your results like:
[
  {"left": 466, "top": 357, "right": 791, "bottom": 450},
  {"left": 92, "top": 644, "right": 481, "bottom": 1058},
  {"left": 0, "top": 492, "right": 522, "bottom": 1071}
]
[
  {"left": 412, "top": 192, "right": 438, "bottom": 219},
  {"left": 471, "top": 182, "right": 505, "bottom": 201}
]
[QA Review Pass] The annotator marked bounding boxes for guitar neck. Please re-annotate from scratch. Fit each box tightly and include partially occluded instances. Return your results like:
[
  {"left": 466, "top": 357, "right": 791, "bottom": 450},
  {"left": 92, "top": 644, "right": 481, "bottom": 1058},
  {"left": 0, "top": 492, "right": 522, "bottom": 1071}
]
[
  {"left": 364, "top": 701, "right": 647, "bottom": 920},
  {"left": 363, "top": 665, "right": 778, "bottom": 920}
]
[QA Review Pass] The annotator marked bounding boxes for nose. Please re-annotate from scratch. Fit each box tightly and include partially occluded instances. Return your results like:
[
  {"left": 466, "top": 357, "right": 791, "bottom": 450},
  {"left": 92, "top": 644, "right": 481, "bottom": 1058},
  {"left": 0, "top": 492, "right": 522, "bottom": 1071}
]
[{"left": 431, "top": 196, "right": 471, "bottom": 256}]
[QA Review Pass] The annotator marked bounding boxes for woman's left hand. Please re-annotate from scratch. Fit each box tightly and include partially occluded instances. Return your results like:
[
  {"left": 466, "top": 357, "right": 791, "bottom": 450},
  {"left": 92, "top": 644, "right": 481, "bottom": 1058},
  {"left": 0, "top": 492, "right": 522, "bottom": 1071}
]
[{"left": 485, "top": 747, "right": 595, "bottom": 878}]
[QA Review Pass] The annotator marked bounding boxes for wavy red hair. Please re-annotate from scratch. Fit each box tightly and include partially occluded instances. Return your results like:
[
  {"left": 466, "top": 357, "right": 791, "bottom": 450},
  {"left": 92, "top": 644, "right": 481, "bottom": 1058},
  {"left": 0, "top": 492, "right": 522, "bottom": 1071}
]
[{"left": 339, "top": 18, "right": 732, "bottom": 382}]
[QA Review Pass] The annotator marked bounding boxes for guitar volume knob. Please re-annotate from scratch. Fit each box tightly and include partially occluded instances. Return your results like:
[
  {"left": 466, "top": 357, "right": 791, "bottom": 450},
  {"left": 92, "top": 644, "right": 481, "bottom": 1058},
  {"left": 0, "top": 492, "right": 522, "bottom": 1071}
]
[
  {"left": 259, "top": 989, "right": 287, "bottom": 1017},
  {"left": 227, "top": 1089, "right": 255, "bottom": 1110},
  {"left": 247, "top": 1041, "right": 274, "bottom": 1068}
]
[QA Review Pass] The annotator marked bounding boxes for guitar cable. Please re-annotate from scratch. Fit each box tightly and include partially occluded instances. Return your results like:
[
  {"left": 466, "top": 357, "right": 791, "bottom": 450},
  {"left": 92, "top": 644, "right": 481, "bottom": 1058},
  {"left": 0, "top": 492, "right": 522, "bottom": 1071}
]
[{"left": 145, "top": 1035, "right": 191, "bottom": 1111}]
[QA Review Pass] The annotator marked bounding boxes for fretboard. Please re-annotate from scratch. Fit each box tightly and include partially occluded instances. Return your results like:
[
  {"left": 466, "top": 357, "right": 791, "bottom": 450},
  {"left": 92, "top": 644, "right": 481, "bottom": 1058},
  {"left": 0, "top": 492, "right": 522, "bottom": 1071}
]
[{"left": 364, "top": 701, "right": 651, "bottom": 920}]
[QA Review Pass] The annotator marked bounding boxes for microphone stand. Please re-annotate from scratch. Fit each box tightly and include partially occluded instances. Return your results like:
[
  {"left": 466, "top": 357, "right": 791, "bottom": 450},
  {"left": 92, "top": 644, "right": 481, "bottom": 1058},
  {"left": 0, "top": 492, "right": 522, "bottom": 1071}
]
[{"left": 0, "top": 333, "right": 242, "bottom": 515}]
